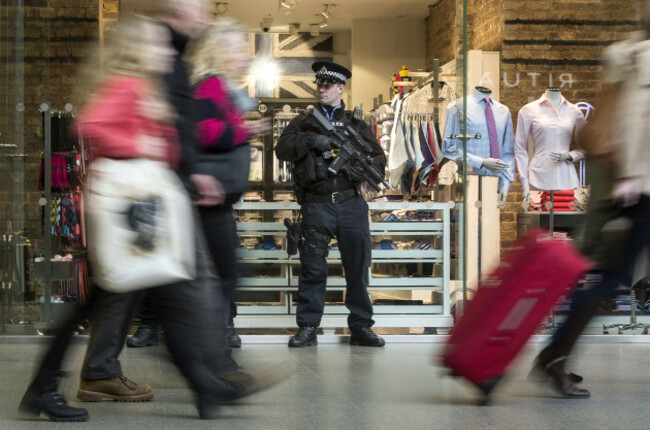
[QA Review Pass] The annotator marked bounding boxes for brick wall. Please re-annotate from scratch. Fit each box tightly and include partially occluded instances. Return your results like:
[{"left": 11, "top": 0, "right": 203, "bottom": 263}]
[
  {"left": 1, "top": 0, "right": 101, "bottom": 322},
  {"left": 469, "top": 0, "right": 504, "bottom": 52},
  {"left": 499, "top": 0, "right": 638, "bottom": 247},
  {"left": 426, "top": 0, "right": 457, "bottom": 69},
  {"left": 426, "top": 0, "right": 639, "bottom": 249}
]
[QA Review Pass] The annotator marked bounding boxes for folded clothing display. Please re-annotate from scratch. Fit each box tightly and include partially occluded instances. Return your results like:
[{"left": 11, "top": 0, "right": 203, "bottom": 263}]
[
  {"left": 372, "top": 209, "right": 440, "bottom": 222},
  {"left": 541, "top": 190, "right": 576, "bottom": 212}
]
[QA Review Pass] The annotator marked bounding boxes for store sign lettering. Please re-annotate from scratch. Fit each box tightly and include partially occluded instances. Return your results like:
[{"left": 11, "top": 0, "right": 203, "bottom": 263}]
[{"left": 478, "top": 72, "right": 574, "bottom": 89}]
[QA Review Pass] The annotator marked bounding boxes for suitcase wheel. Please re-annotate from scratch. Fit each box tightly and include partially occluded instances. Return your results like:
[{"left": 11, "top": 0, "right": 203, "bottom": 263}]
[{"left": 476, "top": 375, "right": 502, "bottom": 405}]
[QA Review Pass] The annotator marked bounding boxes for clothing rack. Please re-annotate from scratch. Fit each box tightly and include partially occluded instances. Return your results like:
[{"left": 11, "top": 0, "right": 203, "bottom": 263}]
[{"left": 39, "top": 105, "right": 89, "bottom": 321}]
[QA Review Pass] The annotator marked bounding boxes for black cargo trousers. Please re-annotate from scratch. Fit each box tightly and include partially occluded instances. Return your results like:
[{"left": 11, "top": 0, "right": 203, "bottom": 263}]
[{"left": 296, "top": 194, "right": 375, "bottom": 329}]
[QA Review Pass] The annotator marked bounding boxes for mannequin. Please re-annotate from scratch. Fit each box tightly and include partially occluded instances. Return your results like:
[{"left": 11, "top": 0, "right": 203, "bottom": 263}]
[
  {"left": 545, "top": 87, "right": 563, "bottom": 110},
  {"left": 442, "top": 85, "right": 515, "bottom": 208},
  {"left": 515, "top": 89, "right": 586, "bottom": 210}
]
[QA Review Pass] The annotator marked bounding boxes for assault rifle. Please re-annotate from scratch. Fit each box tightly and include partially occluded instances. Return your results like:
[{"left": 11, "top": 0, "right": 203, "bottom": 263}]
[{"left": 309, "top": 108, "right": 390, "bottom": 192}]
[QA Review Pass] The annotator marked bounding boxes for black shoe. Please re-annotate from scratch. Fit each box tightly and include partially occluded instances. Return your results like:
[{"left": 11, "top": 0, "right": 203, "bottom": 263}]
[
  {"left": 19, "top": 390, "right": 89, "bottom": 422},
  {"left": 196, "top": 379, "right": 239, "bottom": 420},
  {"left": 532, "top": 355, "right": 590, "bottom": 398},
  {"left": 227, "top": 325, "right": 242, "bottom": 348},
  {"left": 288, "top": 327, "right": 317, "bottom": 347},
  {"left": 350, "top": 327, "right": 385, "bottom": 347},
  {"left": 528, "top": 360, "right": 583, "bottom": 384},
  {"left": 126, "top": 324, "right": 158, "bottom": 348}
]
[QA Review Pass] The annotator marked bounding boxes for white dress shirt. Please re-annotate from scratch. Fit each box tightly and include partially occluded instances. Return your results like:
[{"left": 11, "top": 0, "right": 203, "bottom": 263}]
[
  {"left": 442, "top": 89, "right": 515, "bottom": 192},
  {"left": 514, "top": 94, "right": 586, "bottom": 191}
]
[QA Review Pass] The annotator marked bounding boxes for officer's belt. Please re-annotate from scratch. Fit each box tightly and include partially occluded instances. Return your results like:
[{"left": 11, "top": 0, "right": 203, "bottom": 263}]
[{"left": 303, "top": 188, "right": 358, "bottom": 204}]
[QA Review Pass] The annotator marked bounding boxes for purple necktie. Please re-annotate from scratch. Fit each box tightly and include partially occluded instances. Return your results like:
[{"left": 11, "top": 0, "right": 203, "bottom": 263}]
[{"left": 484, "top": 97, "right": 500, "bottom": 159}]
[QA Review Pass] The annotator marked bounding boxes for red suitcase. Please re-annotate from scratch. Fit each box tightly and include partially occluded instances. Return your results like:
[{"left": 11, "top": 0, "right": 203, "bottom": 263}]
[{"left": 441, "top": 228, "right": 592, "bottom": 402}]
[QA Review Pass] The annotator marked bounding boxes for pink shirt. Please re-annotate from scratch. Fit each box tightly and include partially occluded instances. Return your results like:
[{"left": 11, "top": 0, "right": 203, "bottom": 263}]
[{"left": 514, "top": 94, "right": 585, "bottom": 191}]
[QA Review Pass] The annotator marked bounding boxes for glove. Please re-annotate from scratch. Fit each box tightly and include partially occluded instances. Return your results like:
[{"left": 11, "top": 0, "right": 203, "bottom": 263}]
[
  {"left": 307, "top": 134, "right": 333, "bottom": 153},
  {"left": 497, "top": 189, "right": 508, "bottom": 209},
  {"left": 482, "top": 158, "right": 508, "bottom": 173},
  {"left": 521, "top": 190, "right": 531, "bottom": 211},
  {"left": 347, "top": 165, "right": 366, "bottom": 183},
  {"left": 612, "top": 177, "right": 641, "bottom": 208},
  {"left": 549, "top": 151, "right": 572, "bottom": 163}
]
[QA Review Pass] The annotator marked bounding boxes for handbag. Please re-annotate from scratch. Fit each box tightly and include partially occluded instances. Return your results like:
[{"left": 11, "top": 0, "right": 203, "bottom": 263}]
[
  {"left": 195, "top": 143, "right": 251, "bottom": 204},
  {"left": 86, "top": 158, "right": 196, "bottom": 293}
]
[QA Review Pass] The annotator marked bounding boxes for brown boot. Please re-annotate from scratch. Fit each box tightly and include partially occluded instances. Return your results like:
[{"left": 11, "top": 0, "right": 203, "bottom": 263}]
[
  {"left": 218, "top": 360, "right": 295, "bottom": 403},
  {"left": 77, "top": 376, "right": 153, "bottom": 402}
]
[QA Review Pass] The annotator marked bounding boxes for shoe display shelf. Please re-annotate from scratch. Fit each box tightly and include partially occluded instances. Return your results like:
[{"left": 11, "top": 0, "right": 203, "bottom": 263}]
[{"left": 233, "top": 201, "right": 453, "bottom": 330}]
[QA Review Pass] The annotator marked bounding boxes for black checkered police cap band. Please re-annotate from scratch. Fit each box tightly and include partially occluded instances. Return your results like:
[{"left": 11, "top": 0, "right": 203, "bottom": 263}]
[{"left": 312, "top": 61, "right": 352, "bottom": 85}]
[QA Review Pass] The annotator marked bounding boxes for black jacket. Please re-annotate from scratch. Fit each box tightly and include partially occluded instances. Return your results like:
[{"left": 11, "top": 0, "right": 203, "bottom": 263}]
[
  {"left": 162, "top": 23, "right": 198, "bottom": 198},
  {"left": 275, "top": 103, "right": 386, "bottom": 195}
]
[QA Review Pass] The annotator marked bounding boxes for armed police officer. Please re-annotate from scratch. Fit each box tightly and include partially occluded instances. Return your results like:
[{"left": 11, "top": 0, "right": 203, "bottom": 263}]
[{"left": 276, "top": 61, "right": 387, "bottom": 347}]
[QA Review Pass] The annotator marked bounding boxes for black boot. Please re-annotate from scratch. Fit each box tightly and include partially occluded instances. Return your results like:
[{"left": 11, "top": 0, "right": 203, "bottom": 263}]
[
  {"left": 227, "top": 325, "right": 242, "bottom": 348},
  {"left": 288, "top": 326, "right": 317, "bottom": 347},
  {"left": 350, "top": 326, "right": 385, "bottom": 347},
  {"left": 126, "top": 324, "right": 158, "bottom": 347},
  {"left": 19, "top": 376, "right": 89, "bottom": 422},
  {"left": 532, "top": 351, "right": 590, "bottom": 398}
]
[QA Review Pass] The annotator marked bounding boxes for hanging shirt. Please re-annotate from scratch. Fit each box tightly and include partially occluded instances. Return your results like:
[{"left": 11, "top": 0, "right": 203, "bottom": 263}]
[
  {"left": 401, "top": 120, "right": 416, "bottom": 195},
  {"left": 514, "top": 93, "right": 586, "bottom": 191},
  {"left": 388, "top": 94, "right": 408, "bottom": 188},
  {"left": 442, "top": 89, "right": 515, "bottom": 192}
]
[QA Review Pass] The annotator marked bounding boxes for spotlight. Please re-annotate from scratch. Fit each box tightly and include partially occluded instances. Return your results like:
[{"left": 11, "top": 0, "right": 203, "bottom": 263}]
[
  {"left": 310, "top": 23, "right": 319, "bottom": 36},
  {"left": 316, "top": 14, "right": 328, "bottom": 28},
  {"left": 289, "top": 23, "right": 300, "bottom": 35},
  {"left": 321, "top": 4, "right": 336, "bottom": 19},
  {"left": 260, "top": 15, "right": 273, "bottom": 32},
  {"left": 214, "top": 2, "right": 229, "bottom": 16}
]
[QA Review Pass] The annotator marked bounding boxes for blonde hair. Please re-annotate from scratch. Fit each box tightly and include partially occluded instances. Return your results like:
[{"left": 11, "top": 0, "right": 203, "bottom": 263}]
[
  {"left": 73, "top": 14, "right": 175, "bottom": 122},
  {"left": 187, "top": 17, "right": 248, "bottom": 85}
]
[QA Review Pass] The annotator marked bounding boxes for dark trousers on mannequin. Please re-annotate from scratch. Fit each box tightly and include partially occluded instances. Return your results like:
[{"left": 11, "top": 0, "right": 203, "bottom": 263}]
[
  {"left": 199, "top": 203, "right": 239, "bottom": 325},
  {"left": 296, "top": 195, "right": 375, "bottom": 329},
  {"left": 80, "top": 211, "right": 238, "bottom": 382},
  {"left": 543, "top": 195, "right": 650, "bottom": 360}
]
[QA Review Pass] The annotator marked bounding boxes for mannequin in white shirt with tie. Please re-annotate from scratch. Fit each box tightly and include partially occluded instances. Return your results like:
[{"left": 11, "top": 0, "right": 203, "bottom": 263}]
[{"left": 516, "top": 88, "right": 586, "bottom": 209}]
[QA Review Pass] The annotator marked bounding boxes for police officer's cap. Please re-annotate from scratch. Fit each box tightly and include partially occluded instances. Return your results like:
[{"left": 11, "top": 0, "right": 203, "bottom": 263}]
[{"left": 312, "top": 61, "right": 351, "bottom": 85}]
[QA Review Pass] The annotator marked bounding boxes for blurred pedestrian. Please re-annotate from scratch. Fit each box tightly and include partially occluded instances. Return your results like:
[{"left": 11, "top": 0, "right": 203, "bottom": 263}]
[
  {"left": 530, "top": 0, "right": 650, "bottom": 398},
  {"left": 20, "top": 13, "right": 230, "bottom": 421},
  {"left": 188, "top": 17, "right": 271, "bottom": 348}
]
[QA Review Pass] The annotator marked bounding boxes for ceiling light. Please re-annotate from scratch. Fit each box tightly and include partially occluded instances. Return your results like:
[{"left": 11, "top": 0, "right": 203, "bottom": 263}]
[
  {"left": 321, "top": 4, "right": 336, "bottom": 19},
  {"left": 310, "top": 23, "right": 319, "bottom": 37},
  {"left": 279, "top": 0, "right": 297, "bottom": 13},
  {"left": 289, "top": 23, "right": 300, "bottom": 35},
  {"left": 214, "top": 2, "right": 229, "bottom": 16},
  {"left": 318, "top": 15, "right": 328, "bottom": 28}
]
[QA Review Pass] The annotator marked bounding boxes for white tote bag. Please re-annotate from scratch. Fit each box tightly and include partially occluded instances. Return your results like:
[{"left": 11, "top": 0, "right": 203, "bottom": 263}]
[{"left": 86, "top": 158, "right": 196, "bottom": 292}]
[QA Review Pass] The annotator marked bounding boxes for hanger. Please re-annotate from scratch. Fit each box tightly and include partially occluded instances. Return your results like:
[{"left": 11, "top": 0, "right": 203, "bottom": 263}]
[
  {"left": 475, "top": 85, "right": 492, "bottom": 95},
  {"left": 547, "top": 87, "right": 561, "bottom": 92}
]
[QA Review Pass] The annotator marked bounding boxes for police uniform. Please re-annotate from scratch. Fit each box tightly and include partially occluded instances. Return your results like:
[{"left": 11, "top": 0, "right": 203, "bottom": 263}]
[{"left": 275, "top": 62, "right": 386, "bottom": 347}]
